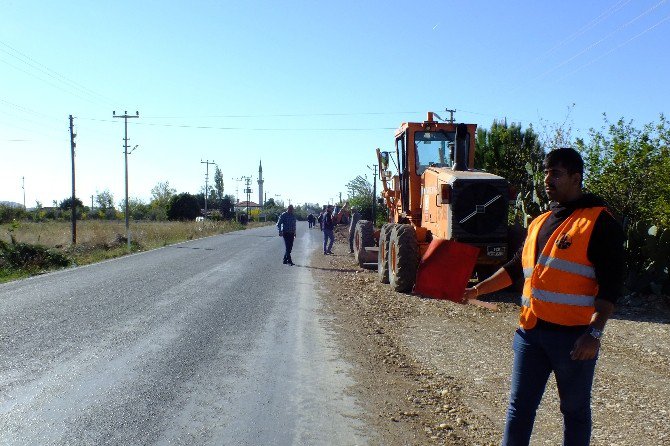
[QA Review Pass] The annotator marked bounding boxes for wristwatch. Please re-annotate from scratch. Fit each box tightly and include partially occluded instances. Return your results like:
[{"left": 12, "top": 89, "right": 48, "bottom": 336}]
[{"left": 588, "top": 327, "right": 604, "bottom": 339}]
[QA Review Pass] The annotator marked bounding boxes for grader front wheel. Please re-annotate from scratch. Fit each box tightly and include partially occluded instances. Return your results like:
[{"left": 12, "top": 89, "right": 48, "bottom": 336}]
[
  {"left": 378, "top": 223, "right": 394, "bottom": 284},
  {"left": 388, "top": 224, "right": 419, "bottom": 293},
  {"left": 354, "top": 220, "right": 375, "bottom": 267}
]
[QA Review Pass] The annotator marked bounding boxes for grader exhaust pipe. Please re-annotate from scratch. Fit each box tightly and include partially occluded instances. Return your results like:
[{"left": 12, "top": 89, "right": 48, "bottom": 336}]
[{"left": 453, "top": 123, "right": 468, "bottom": 172}]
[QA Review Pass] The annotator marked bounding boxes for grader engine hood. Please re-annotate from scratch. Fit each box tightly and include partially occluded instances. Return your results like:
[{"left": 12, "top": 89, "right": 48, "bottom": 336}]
[{"left": 425, "top": 167, "right": 509, "bottom": 241}]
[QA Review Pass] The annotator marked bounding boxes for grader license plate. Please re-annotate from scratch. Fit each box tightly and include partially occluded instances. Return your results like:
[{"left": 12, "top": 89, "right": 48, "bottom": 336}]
[{"left": 487, "top": 246, "right": 507, "bottom": 257}]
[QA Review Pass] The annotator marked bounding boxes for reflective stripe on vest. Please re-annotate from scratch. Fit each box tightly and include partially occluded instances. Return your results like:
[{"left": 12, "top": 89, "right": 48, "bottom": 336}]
[
  {"left": 519, "top": 207, "right": 605, "bottom": 328},
  {"left": 536, "top": 254, "right": 596, "bottom": 279},
  {"left": 531, "top": 288, "right": 595, "bottom": 307}
]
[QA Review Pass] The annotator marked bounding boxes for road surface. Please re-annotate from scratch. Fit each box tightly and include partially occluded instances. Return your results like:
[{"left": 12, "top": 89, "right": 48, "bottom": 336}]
[{"left": 0, "top": 223, "right": 367, "bottom": 445}]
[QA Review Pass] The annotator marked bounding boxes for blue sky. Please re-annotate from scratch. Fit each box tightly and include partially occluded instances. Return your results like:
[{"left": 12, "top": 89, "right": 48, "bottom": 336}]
[{"left": 2, "top": 0, "right": 669, "bottom": 209}]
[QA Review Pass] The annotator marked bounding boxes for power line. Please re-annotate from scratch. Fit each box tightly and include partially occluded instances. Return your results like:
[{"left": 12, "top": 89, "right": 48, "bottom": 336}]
[
  {"left": 0, "top": 39, "right": 119, "bottom": 107},
  {"left": 558, "top": 13, "right": 670, "bottom": 81},
  {"left": 141, "top": 111, "right": 423, "bottom": 119},
  {"left": 77, "top": 117, "right": 396, "bottom": 131},
  {"left": 521, "top": 0, "right": 635, "bottom": 70},
  {"left": 530, "top": 0, "right": 669, "bottom": 83}
]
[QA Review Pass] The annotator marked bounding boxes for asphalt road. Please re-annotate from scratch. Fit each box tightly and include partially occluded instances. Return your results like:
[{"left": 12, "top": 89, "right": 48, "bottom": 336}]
[{"left": 0, "top": 223, "right": 367, "bottom": 445}]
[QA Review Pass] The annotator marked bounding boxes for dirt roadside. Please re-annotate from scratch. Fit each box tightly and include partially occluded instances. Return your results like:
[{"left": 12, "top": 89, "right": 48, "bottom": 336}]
[{"left": 310, "top": 226, "right": 670, "bottom": 446}]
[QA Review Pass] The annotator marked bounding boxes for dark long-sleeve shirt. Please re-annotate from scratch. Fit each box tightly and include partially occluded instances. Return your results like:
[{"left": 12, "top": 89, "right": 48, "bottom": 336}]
[
  {"left": 503, "top": 193, "right": 625, "bottom": 305},
  {"left": 276, "top": 212, "right": 297, "bottom": 233}
]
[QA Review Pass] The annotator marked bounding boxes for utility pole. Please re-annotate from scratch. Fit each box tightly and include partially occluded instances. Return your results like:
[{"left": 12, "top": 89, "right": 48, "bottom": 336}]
[
  {"left": 113, "top": 110, "right": 139, "bottom": 250},
  {"left": 201, "top": 159, "right": 215, "bottom": 219},
  {"left": 69, "top": 115, "right": 77, "bottom": 244},
  {"left": 242, "top": 176, "right": 252, "bottom": 222},
  {"left": 21, "top": 176, "right": 25, "bottom": 210},
  {"left": 445, "top": 108, "right": 456, "bottom": 124},
  {"left": 232, "top": 177, "right": 242, "bottom": 221},
  {"left": 91, "top": 195, "right": 94, "bottom": 213},
  {"left": 368, "top": 164, "right": 378, "bottom": 223}
]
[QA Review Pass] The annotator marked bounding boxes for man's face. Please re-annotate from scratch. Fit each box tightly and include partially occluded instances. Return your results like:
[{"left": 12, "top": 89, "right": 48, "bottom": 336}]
[
  {"left": 544, "top": 163, "right": 581, "bottom": 202},
  {"left": 327, "top": 206, "right": 333, "bottom": 212},
  {"left": 287, "top": 205, "right": 294, "bottom": 213}
]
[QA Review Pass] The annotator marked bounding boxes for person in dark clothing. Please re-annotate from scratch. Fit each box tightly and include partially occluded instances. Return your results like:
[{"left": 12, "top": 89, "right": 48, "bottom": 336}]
[
  {"left": 276, "top": 205, "right": 297, "bottom": 266},
  {"left": 463, "top": 148, "right": 625, "bottom": 446},
  {"left": 348, "top": 207, "right": 361, "bottom": 254},
  {"left": 307, "top": 213, "right": 315, "bottom": 228},
  {"left": 322, "top": 204, "right": 339, "bottom": 254},
  {"left": 317, "top": 206, "right": 326, "bottom": 231}
]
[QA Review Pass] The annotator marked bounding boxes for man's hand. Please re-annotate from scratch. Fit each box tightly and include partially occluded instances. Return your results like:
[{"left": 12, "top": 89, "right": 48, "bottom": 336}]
[
  {"left": 570, "top": 333, "right": 600, "bottom": 360},
  {"left": 462, "top": 287, "right": 479, "bottom": 303}
]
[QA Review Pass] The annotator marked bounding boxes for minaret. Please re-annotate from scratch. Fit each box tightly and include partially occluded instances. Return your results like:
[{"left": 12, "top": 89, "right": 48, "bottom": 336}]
[{"left": 257, "top": 160, "right": 264, "bottom": 206}]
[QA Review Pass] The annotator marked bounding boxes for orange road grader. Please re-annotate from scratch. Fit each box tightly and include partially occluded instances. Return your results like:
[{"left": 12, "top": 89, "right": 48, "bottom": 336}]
[{"left": 353, "top": 112, "right": 512, "bottom": 292}]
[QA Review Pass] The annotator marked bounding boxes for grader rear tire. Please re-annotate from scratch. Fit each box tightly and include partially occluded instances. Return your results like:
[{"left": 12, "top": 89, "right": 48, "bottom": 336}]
[
  {"left": 377, "top": 223, "right": 394, "bottom": 284},
  {"left": 389, "top": 224, "right": 419, "bottom": 293},
  {"left": 354, "top": 220, "right": 375, "bottom": 267}
]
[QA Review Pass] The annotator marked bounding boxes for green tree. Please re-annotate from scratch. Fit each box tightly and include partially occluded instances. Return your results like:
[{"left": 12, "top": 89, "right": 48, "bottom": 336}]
[
  {"left": 95, "top": 190, "right": 115, "bottom": 211},
  {"left": 214, "top": 166, "right": 224, "bottom": 200},
  {"left": 219, "top": 194, "right": 236, "bottom": 219},
  {"left": 150, "top": 181, "right": 176, "bottom": 220},
  {"left": 59, "top": 197, "right": 84, "bottom": 211},
  {"left": 167, "top": 193, "right": 201, "bottom": 220},
  {"left": 576, "top": 114, "right": 670, "bottom": 294},
  {"left": 475, "top": 120, "right": 546, "bottom": 223},
  {"left": 119, "top": 197, "right": 150, "bottom": 220},
  {"left": 577, "top": 114, "right": 670, "bottom": 228},
  {"left": 345, "top": 175, "right": 386, "bottom": 224},
  {"left": 346, "top": 176, "right": 373, "bottom": 217}
]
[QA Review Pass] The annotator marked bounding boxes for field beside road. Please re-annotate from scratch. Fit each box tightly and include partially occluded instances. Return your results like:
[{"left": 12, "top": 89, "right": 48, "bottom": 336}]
[
  {"left": 311, "top": 225, "right": 670, "bottom": 445},
  {"left": 0, "top": 219, "right": 264, "bottom": 282}
]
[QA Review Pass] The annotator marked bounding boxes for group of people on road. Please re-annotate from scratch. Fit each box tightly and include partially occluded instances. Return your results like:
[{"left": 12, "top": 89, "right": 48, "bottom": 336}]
[
  {"left": 276, "top": 202, "right": 358, "bottom": 265},
  {"left": 275, "top": 148, "right": 620, "bottom": 446}
]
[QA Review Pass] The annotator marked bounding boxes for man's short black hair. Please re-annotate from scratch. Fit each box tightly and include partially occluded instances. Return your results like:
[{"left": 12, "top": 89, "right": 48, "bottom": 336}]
[{"left": 544, "top": 147, "right": 584, "bottom": 177}]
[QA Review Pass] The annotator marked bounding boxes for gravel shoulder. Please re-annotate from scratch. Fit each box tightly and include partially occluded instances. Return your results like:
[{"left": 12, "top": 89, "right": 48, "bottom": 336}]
[{"left": 310, "top": 226, "right": 670, "bottom": 446}]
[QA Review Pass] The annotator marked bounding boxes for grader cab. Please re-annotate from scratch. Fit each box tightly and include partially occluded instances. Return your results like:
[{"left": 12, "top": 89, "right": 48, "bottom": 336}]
[{"left": 353, "top": 112, "right": 511, "bottom": 292}]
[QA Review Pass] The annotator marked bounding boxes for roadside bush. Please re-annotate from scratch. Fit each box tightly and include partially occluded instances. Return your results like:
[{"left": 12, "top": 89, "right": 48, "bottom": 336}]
[
  {"left": 0, "top": 205, "right": 26, "bottom": 224},
  {"left": 167, "top": 193, "right": 200, "bottom": 221},
  {"left": 577, "top": 114, "right": 670, "bottom": 294},
  {"left": 0, "top": 240, "right": 70, "bottom": 271}
]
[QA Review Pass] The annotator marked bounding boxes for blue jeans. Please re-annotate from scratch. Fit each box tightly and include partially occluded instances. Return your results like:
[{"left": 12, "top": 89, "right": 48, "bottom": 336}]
[
  {"left": 323, "top": 228, "right": 334, "bottom": 253},
  {"left": 503, "top": 326, "right": 597, "bottom": 446}
]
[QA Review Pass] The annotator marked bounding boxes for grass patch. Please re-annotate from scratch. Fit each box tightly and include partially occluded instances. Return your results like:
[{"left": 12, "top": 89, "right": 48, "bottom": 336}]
[{"left": 0, "top": 220, "right": 270, "bottom": 283}]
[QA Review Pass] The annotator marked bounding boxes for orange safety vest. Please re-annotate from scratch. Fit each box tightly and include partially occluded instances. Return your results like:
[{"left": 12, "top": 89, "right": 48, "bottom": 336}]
[{"left": 519, "top": 207, "right": 606, "bottom": 329}]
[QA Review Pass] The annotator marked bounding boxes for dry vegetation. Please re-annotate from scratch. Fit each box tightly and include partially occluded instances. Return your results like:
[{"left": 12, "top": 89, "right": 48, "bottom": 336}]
[{"left": 1, "top": 219, "right": 268, "bottom": 281}]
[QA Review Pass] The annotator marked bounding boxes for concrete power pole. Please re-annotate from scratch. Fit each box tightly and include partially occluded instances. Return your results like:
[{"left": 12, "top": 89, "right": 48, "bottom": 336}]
[
  {"left": 69, "top": 115, "right": 77, "bottom": 244},
  {"left": 201, "top": 159, "right": 215, "bottom": 219},
  {"left": 243, "top": 176, "right": 252, "bottom": 222},
  {"left": 113, "top": 110, "right": 139, "bottom": 250},
  {"left": 368, "top": 164, "right": 378, "bottom": 222}
]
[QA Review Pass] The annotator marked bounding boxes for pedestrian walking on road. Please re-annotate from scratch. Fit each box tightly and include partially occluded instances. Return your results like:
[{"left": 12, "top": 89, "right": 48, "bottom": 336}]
[
  {"left": 348, "top": 207, "right": 361, "bottom": 254},
  {"left": 317, "top": 205, "right": 326, "bottom": 231},
  {"left": 463, "top": 147, "right": 625, "bottom": 446},
  {"left": 322, "top": 204, "right": 337, "bottom": 254},
  {"left": 276, "top": 204, "right": 297, "bottom": 266},
  {"left": 307, "top": 213, "right": 315, "bottom": 229}
]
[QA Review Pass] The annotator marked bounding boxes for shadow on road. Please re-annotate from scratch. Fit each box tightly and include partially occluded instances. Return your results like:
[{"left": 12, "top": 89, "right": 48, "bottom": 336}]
[{"left": 299, "top": 265, "right": 361, "bottom": 273}]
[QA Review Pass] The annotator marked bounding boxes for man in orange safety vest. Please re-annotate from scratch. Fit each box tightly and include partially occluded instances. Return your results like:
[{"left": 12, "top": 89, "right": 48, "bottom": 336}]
[{"left": 463, "top": 147, "right": 625, "bottom": 446}]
